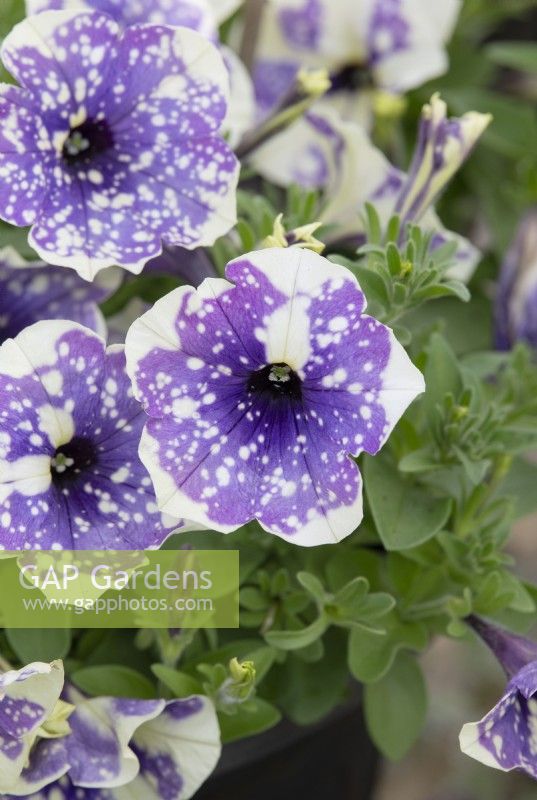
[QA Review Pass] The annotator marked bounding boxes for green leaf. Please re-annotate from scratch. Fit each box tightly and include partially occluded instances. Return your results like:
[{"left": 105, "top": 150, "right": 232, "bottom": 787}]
[
  {"left": 364, "top": 202, "right": 382, "bottom": 244},
  {"left": 71, "top": 665, "right": 157, "bottom": 699},
  {"left": 263, "top": 629, "right": 349, "bottom": 725},
  {"left": 297, "top": 571, "right": 327, "bottom": 603},
  {"left": 218, "top": 698, "right": 281, "bottom": 743},
  {"left": 364, "top": 454, "right": 452, "bottom": 550},
  {"left": 151, "top": 664, "right": 202, "bottom": 697},
  {"left": 423, "top": 332, "right": 463, "bottom": 424},
  {"left": 413, "top": 281, "right": 470, "bottom": 303},
  {"left": 501, "top": 457, "right": 537, "bottom": 519},
  {"left": 334, "top": 576, "right": 369, "bottom": 608},
  {"left": 265, "top": 614, "right": 328, "bottom": 651},
  {"left": 348, "top": 612, "right": 427, "bottom": 683},
  {"left": 364, "top": 653, "right": 427, "bottom": 760},
  {"left": 5, "top": 628, "right": 71, "bottom": 664},
  {"left": 487, "top": 42, "right": 537, "bottom": 74},
  {"left": 240, "top": 587, "right": 268, "bottom": 611},
  {"left": 398, "top": 447, "right": 439, "bottom": 473}
]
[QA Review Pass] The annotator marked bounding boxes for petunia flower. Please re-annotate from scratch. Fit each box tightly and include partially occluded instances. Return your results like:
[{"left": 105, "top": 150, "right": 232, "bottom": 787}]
[
  {"left": 254, "top": 97, "right": 491, "bottom": 282},
  {"left": 3, "top": 674, "right": 221, "bottom": 799},
  {"left": 0, "top": 319, "right": 185, "bottom": 549},
  {"left": 125, "top": 247, "right": 424, "bottom": 545},
  {"left": 0, "top": 10, "right": 240, "bottom": 279},
  {"left": 249, "top": 0, "right": 461, "bottom": 183},
  {"left": 24, "top": 0, "right": 255, "bottom": 147},
  {"left": 0, "top": 246, "right": 118, "bottom": 342},
  {"left": 0, "top": 659, "right": 68, "bottom": 795},
  {"left": 252, "top": 0, "right": 462, "bottom": 119},
  {"left": 495, "top": 207, "right": 537, "bottom": 350},
  {"left": 459, "top": 615, "right": 537, "bottom": 780}
]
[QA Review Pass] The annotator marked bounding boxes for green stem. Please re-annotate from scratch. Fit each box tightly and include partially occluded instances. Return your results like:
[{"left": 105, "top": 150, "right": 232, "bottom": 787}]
[{"left": 455, "top": 453, "right": 513, "bottom": 538}]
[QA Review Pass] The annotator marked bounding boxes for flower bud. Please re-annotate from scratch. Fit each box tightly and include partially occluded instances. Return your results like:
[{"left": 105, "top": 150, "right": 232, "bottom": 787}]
[{"left": 495, "top": 208, "right": 537, "bottom": 349}]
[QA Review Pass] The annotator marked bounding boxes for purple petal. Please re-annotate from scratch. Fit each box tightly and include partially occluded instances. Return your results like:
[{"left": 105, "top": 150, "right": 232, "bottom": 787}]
[
  {"left": 67, "top": 697, "right": 164, "bottom": 788},
  {"left": 26, "top": 0, "right": 218, "bottom": 39},
  {"left": 0, "top": 321, "right": 182, "bottom": 550},
  {"left": 0, "top": 661, "right": 65, "bottom": 795},
  {"left": 129, "top": 696, "right": 220, "bottom": 800},
  {"left": 460, "top": 664, "right": 537, "bottom": 780},
  {"left": 0, "top": 12, "right": 238, "bottom": 277},
  {"left": 0, "top": 85, "right": 50, "bottom": 227},
  {"left": 0, "top": 248, "right": 116, "bottom": 341},
  {"left": 126, "top": 248, "right": 424, "bottom": 545}
]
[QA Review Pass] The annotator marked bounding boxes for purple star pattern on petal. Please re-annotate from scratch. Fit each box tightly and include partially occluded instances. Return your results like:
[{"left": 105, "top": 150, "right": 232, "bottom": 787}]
[
  {"left": 66, "top": 697, "right": 164, "bottom": 788},
  {"left": 6, "top": 694, "right": 220, "bottom": 800},
  {"left": 367, "top": 0, "right": 409, "bottom": 66},
  {"left": 252, "top": 0, "right": 462, "bottom": 119},
  {"left": 10, "top": 738, "right": 71, "bottom": 797},
  {"left": 125, "top": 248, "right": 424, "bottom": 546},
  {"left": 127, "top": 696, "right": 221, "bottom": 800},
  {"left": 0, "top": 320, "right": 183, "bottom": 550},
  {"left": 0, "top": 11, "right": 239, "bottom": 279},
  {"left": 278, "top": 0, "right": 322, "bottom": 49},
  {"left": 0, "top": 247, "right": 117, "bottom": 342},
  {"left": 0, "top": 661, "right": 67, "bottom": 795}
]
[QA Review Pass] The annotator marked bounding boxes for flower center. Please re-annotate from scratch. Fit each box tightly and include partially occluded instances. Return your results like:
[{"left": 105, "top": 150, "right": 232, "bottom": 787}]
[
  {"left": 247, "top": 362, "right": 302, "bottom": 401},
  {"left": 329, "top": 63, "right": 373, "bottom": 93},
  {"left": 62, "top": 119, "right": 114, "bottom": 165},
  {"left": 51, "top": 437, "right": 96, "bottom": 484}
]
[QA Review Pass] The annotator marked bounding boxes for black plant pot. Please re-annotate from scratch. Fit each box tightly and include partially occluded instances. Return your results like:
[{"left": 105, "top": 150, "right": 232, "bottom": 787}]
[{"left": 195, "top": 698, "right": 379, "bottom": 800}]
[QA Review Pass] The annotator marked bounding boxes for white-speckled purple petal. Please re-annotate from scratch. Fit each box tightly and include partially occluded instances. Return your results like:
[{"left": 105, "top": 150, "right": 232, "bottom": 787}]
[
  {"left": 0, "top": 85, "right": 51, "bottom": 227},
  {"left": 0, "top": 320, "right": 183, "bottom": 549},
  {"left": 126, "top": 248, "right": 424, "bottom": 545},
  {"left": 25, "top": 0, "right": 219, "bottom": 39},
  {"left": 126, "top": 696, "right": 221, "bottom": 800},
  {"left": 67, "top": 697, "right": 164, "bottom": 789},
  {"left": 369, "top": 0, "right": 462, "bottom": 92},
  {"left": 460, "top": 662, "right": 537, "bottom": 780},
  {"left": 7, "top": 738, "right": 70, "bottom": 797},
  {"left": 0, "top": 247, "right": 117, "bottom": 341},
  {"left": 0, "top": 661, "right": 65, "bottom": 795},
  {"left": 7, "top": 696, "right": 220, "bottom": 799},
  {"left": 0, "top": 12, "right": 238, "bottom": 278}
]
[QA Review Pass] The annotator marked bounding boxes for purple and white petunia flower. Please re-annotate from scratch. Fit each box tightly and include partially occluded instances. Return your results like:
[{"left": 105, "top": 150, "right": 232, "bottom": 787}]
[
  {"left": 254, "top": 96, "right": 491, "bottom": 282},
  {"left": 6, "top": 691, "right": 221, "bottom": 800},
  {"left": 125, "top": 247, "right": 424, "bottom": 545},
  {"left": 0, "top": 10, "right": 239, "bottom": 279},
  {"left": 24, "top": 1, "right": 255, "bottom": 147},
  {"left": 459, "top": 616, "right": 537, "bottom": 781},
  {"left": 0, "top": 319, "right": 184, "bottom": 549},
  {"left": 250, "top": 0, "right": 461, "bottom": 183},
  {"left": 495, "top": 208, "right": 537, "bottom": 350},
  {"left": 0, "top": 246, "right": 118, "bottom": 342},
  {"left": 253, "top": 0, "right": 462, "bottom": 115},
  {"left": 0, "top": 659, "right": 67, "bottom": 795}
]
